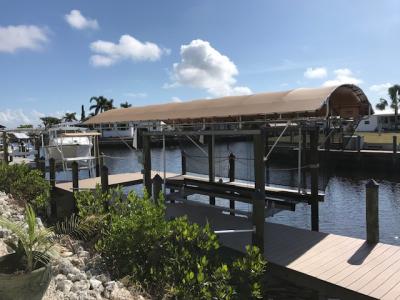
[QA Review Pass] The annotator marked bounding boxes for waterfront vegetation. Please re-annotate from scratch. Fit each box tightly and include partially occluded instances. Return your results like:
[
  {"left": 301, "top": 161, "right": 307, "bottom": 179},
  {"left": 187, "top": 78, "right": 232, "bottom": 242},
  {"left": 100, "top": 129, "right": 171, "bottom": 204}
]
[
  {"left": 75, "top": 186, "right": 267, "bottom": 299},
  {"left": 0, "top": 163, "right": 50, "bottom": 214}
]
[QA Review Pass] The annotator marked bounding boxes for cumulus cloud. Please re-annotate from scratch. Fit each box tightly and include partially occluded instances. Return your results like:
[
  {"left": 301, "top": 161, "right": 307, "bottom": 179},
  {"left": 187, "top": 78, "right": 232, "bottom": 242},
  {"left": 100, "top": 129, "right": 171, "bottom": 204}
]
[
  {"left": 90, "top": 35, "right": 168, "bottom": 67},
  {"left": 171, "top": 97, "right": 182, "bottom": 103},
  {"left": 0, "top": 109, "right": 47, "bottom": 128},
  {"left": 65, "top": 10, "right": 99, "bottom": 30},
  {"left": 124, "top": 92, "right": 148, "bottom": 98},
  {"left": 323, "top": 68, "right": 362, "bottom": 87},
  {"left": 369, "top": 83, "right": 392, "bottom": 94},
  {"left": 168, "top": 39, "right": 252, "bottom": 97},
  {"left": 304, "top": 67, "right": 327, "bottom": 79},
  {"left": 0, "top": 25, "right": 49, "bottom": 53}
]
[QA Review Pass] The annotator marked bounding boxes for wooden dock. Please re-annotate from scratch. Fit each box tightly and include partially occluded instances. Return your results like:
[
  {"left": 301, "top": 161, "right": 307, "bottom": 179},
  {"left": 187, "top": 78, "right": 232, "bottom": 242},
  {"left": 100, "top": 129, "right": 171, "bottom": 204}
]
[
  {"left": 55, "top": 171, "right": 179, "bottom": 192},
  {"left": 166, "top": 202, "right": 400, "bottom": 300}
]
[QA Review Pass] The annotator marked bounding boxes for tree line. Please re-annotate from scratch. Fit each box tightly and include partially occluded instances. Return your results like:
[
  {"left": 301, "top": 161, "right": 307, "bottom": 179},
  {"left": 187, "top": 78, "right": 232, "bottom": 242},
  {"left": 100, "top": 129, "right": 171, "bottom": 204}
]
[{"left": 39, "top": 96, "right": 132, "bottom": 128}]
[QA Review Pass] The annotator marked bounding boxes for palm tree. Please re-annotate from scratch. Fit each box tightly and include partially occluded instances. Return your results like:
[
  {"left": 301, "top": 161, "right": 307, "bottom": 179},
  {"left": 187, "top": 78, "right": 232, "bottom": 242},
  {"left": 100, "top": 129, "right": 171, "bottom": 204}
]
[
  {"left": 40, "top": 117, "right": 61, "bottom": 128},
  {"left": 104, "top": 99, "right": 115, "bottom": 111},
  {"left": 376, "top": 84, "right": 400, "bottom": 130},
  {"left": 120, "top": 101, "right": 132, "bottom": 108},
  {"left": 90, "top": 96, "right": 113, "bottom": 115},
  {"left": 80, "top": 105, "right": 86, "bottom": 121},
  {"left": 63, "top": 112, "right": 77, "bottom": 122}
]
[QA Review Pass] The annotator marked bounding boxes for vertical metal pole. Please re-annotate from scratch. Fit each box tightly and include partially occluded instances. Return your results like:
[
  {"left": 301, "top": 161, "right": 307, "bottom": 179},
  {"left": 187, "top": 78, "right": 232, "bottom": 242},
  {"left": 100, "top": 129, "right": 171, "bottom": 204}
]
[
  {"left": 162, "top": 132, "right": 166, "bottom": 194},
  {"left": 366, "top": 180, "right": 379, "bottom": 244},
  {"left": 310, "top": 128, "right": 319, "bottom": 232},
  {"left": 298, "top": 127, "right": 301, "bottom": 193},
  {"left": 208, "top": 134, "right": 215, "bottom": 205},
  {"left": 252, "top": 130, "right": 266, "bottom": 251},
  {"left": 228, "top": 153, "right": 235, "bottom": 215}
]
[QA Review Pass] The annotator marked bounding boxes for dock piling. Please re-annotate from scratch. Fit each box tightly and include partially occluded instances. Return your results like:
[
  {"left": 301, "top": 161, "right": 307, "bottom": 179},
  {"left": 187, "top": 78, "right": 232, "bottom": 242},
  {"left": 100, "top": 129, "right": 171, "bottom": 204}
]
[
  {"left": 366, "top": 179, "right": 379, "bottom": 244},
  {"left": 142, "top": 134, "right": 152, "bottom": 196},
  {"left": 49, "top": 158, "right": 56, "bottom": 189},
  {"left": 39, "top": 157, "right": 46, "bottom": 178},
  {"left": 71, "top": 161, "right": 79, "bottom": 192},
  {"left": 101, "top": 165, "right": 109, "bottom": 194},
  {"left": 2, "top": 131, "right": 9, "bottom": 165},
  {"left": 153, "top": 174, "right": 163, "bottom": 204},
  {"left": 393, "top": 136, "right": 397, "bottom": 154}
]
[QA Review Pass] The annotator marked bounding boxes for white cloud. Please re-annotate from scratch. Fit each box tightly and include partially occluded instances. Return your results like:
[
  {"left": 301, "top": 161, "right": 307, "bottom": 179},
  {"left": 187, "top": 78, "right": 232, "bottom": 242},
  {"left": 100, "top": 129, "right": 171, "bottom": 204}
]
[
  {"left": 0, "top": 25, "right": 49, "bottom": 53},
  {"left": 90, "top": 35, "right": 168, "bottom": 67},
  {"left": 124, "top": 92, "right": 148, "bottom": 98},
  {"left": 323, "top": 68, "right": 363, "bottom": 87},
  {"left": 171, "top": 97, "right": 182, "bottom": 103},
  {"left": 304, "top": 67, "right": 327, "bottom": 79},
  {"left": 0, "top": 109, "right": 47, "bottom": 128},
  {"left": 369, "top": 83, "right": 392, "bottom": 94},
  {"left": 65, "top": 10, "right": 99, "bottom": 30},
  {"left": 169, "top": 39, "right": 252, "bottom": 97}
]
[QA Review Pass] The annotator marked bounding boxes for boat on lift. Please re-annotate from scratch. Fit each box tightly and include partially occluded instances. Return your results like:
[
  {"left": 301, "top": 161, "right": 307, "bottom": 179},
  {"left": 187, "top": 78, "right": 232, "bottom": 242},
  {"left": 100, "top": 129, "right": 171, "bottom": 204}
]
[{"left": 43, "top": 123, "right": 100, "bottom": 172}]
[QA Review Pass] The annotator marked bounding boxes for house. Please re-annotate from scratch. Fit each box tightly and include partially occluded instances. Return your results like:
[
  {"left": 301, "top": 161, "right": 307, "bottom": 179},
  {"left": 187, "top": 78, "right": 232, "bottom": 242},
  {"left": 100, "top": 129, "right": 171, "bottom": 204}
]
[{"left": 356, "top": 113, "right": 399, "bottom": 132}]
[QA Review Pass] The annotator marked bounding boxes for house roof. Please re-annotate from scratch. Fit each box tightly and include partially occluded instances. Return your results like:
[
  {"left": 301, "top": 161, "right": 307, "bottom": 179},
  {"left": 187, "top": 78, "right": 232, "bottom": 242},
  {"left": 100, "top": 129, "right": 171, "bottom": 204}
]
[{"left": 84, "top": 84, "right": 371, "bottom": 125}]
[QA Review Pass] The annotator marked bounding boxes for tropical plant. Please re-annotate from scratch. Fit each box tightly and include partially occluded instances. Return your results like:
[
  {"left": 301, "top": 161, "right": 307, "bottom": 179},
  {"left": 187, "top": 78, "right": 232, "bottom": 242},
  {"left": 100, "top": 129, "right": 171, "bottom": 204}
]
[
  {"left": 0, "top": 163, "right": 50, "bottom": 213},
  {"left": 90, "top": 188, "right": 268, "bottom": 299},
  {"left": 90, "top": 96, "right": 115, "bottom": 115},
  {"left": 0, "top": 205, "right": 55, "bottom": 273},
  {"left": 63, "top": 112, "right": 77, "bottom": 122},
  {"left": 120, "top": 101, "right": 132, "bottom": 108},
  {"left": 40, "top": 116, "right": 61, "bottom": 128},
  {"left": 375, "top": 84, "right": 400, "bottom": 130}
]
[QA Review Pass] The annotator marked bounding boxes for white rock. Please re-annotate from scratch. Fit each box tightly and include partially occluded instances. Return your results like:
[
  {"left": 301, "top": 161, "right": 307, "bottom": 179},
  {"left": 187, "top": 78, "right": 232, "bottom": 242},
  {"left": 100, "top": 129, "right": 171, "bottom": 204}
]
[
  {"left": 54, "top": 273, "right": 67, "bottom": 283},
  {"left": 110, "top": 286, "right": 133, "bottom": 300},
  {"left": 71, "top": 280, "right": 90, "bottom": 293},
  {"left": 56, "top": 279, "right": 73, "bottom": 293},
  {"left": 89, "top": 278, "right": 104, "bottom": 293}
]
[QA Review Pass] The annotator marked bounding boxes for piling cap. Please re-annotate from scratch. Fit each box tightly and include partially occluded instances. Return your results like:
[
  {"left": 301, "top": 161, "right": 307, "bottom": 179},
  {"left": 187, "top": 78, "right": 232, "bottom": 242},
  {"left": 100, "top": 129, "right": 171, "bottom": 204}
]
[{"left": 366, "top": 179, "right": 379, "bottom": 188}]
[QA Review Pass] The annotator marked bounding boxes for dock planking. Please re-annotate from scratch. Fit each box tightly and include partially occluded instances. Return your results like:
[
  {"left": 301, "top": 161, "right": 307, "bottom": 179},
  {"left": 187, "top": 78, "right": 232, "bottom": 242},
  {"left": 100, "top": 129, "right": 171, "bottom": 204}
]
[
  {"left": 166, "top": 202, "right": 400, "bottom": 300},
  {"left": 55, "top": 171, "right": 179, "bottom": 192}
]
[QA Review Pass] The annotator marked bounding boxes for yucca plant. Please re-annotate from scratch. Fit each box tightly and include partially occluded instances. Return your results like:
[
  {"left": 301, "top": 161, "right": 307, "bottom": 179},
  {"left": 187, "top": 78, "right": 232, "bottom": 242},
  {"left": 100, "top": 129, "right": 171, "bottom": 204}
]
[{"left": 0, "top": 205, "right": 55, "bottom": 273}]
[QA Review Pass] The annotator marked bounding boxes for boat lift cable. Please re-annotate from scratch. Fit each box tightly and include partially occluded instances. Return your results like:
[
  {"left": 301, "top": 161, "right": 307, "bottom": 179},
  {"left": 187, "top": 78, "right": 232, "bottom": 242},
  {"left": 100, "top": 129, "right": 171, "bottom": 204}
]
[
  {"left": 184, "top": 135, "right": 209, "bottom": 156},
  {"left": 263, "top": 120, "right": 291, "bottom": 162}
]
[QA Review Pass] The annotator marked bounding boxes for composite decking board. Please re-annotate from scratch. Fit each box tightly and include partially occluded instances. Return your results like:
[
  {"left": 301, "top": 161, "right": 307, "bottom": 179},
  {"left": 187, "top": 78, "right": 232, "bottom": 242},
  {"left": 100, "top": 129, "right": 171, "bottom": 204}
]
[
  {"left": 363, "top": 255, "right": 400, "bottom": 298},
  {"left": 288, "top": 234, "right": 361, "bottom": 270},
  {"left": 321, "top": 244, "right": 389, "bottom": 283},
  {"left": 55, "top": 171, "right": 179, "bottom": 192},
  {"left": 316, "top": 243, "right": 387, "bottom": 281},
  {"left": 328, "top": 244, "right": 395, "bottom": 283},
  {"left": 342, "top": 246, "right": 400, "bottom": 290},
  {"left": 165, "top": 202, "right": 400, "bottom": 299},
  {"left": 350, "top": 253, "right": 400, "bottom": 293},
  {"left": 291, "top": 238, "right": 366, "bottom": 277},
  {"left": 357, "top": 251, "right": 400, "bottom": 296}
]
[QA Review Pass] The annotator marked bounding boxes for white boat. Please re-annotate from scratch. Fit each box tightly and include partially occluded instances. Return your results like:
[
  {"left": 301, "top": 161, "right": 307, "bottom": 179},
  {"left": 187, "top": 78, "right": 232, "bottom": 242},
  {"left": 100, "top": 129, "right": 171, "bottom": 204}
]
[{"left": 43, "top": 124, "right": 100, "bottom": 171}]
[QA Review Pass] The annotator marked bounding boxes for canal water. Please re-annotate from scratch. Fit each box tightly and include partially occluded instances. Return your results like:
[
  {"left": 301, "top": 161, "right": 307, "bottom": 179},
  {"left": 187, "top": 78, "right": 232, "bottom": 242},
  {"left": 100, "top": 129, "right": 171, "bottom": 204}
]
[{"left": 98, "top": 141, "right": 400, "bottom": 247}]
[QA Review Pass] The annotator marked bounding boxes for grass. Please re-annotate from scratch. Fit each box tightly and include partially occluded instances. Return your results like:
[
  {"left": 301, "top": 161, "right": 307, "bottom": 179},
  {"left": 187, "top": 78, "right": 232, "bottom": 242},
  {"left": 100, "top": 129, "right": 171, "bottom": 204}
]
[{"left": 357, "top": 132, "right": 400, "bottom": 144}]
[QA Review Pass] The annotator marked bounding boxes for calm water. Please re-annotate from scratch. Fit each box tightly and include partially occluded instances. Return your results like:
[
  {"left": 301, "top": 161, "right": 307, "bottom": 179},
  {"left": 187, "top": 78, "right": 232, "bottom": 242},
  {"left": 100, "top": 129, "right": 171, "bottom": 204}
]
[
  {"left": 97, "top": 142, "right": 400, "bottom": 246},
  {"left": 46, "top": 142, "right": 390, "bottom": 245}
]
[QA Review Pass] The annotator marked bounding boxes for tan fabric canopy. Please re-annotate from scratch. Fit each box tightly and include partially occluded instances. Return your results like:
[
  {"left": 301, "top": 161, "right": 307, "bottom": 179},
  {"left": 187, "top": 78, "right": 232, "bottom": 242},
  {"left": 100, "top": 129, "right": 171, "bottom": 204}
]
[{"left": 84, "top": 84, "right": 370, "bottom": 125}]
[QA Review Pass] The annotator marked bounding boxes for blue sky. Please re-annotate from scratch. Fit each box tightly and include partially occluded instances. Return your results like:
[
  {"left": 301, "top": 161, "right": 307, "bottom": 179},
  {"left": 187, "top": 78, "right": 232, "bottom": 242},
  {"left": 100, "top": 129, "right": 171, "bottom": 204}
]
[{"left": 0, "top": 0, "right": 399, "bottom": 127}]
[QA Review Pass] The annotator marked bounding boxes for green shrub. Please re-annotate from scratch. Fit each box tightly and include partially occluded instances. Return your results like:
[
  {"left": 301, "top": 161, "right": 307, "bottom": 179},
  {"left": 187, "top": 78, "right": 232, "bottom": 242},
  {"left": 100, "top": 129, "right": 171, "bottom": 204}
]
[
  {"left": 0, "top": 163, "right": 50, "bottom": 212},
  {"left": 92, "top": 188, "right": 267, "bottom": 299}
]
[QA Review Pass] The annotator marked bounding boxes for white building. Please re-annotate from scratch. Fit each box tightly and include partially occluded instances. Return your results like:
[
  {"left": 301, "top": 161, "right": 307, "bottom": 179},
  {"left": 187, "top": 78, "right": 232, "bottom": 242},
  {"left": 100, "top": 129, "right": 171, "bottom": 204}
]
[{"left": 356, "top": 113, "right": 399, "bottom": 132}]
